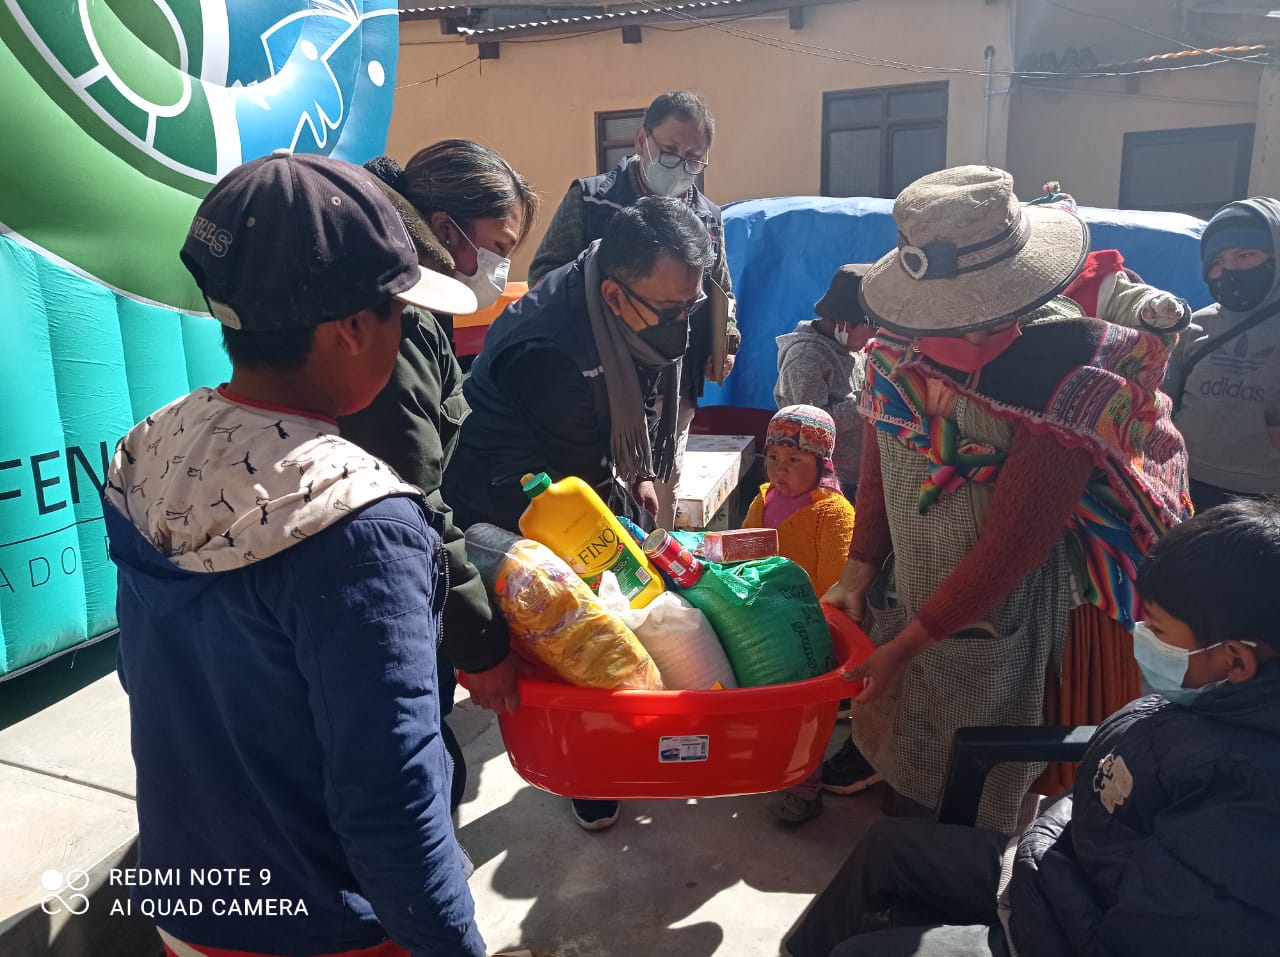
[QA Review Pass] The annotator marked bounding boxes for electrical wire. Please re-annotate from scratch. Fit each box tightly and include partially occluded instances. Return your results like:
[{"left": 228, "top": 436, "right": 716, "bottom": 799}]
[
  {"left": 502, "top": 12, "right": 759, "bottom": 40},
  {"left": 647, "top": 9, "right": 763, "bottom": 32},
  {"left": 1017, "top": 84, "right": 1258, "bottom": 108},
  {"left": 637, "top": 1, "right": 1269, "bottom": 78},
  {"left": 1036, "top": 0, "right": 1266, "bottom": 66},
  {"left": 396, "top": 1, "right": 1269, "bottom": 82},
  {"left": 504, "top": 30, "right": 602, "bottom": 43},
  {"left": 396, "top": 55, "right": 481, "bottom": 89}
]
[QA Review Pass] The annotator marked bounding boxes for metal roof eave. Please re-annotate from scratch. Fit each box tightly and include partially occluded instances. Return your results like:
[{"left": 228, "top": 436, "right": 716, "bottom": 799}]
[{"left": 454, "top": 0, "right": 854, "bottom": 42}]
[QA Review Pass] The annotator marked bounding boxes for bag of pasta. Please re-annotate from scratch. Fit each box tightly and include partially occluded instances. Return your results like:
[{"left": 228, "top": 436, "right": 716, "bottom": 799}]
[{"left": 466, "top": 524, "right": 662, "bottom": 690}]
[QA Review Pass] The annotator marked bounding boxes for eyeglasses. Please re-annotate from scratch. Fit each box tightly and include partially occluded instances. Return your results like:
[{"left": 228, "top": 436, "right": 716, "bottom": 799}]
[
  {"left": 646, "top": 133, "right": 710, "bottom": 175},
  {"left": 614, "top": 278, "right": 708, "bottom": 325}
]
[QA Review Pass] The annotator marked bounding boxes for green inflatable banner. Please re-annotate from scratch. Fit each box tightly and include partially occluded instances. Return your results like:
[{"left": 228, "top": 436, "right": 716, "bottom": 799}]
[{"left": 0, "top": 1, "right": 401, "bottom": 676}]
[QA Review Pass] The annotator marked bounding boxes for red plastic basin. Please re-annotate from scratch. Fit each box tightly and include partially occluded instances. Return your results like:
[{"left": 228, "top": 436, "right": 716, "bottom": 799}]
[{"left": 464, "top": 605, "right": 875, "bottom": 799}]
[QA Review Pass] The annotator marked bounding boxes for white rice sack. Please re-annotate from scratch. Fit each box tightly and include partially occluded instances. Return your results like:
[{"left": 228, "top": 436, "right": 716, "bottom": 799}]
[{"left": 599, "top": 574, "right": 737, "bottom": 690}]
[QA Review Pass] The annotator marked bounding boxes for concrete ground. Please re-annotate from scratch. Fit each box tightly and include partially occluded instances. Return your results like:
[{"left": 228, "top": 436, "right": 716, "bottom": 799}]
[{"left": 0, "top": 637, "right": 883, "bottom": 957}]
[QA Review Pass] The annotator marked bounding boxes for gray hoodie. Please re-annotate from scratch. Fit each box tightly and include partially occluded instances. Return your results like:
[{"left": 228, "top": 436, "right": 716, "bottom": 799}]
[
  {"left": 1167, "top": 197, "right": 1280, "bottom": 494},
  {"left": 775, "top": 320, "right": 865, "bottom": 491}
]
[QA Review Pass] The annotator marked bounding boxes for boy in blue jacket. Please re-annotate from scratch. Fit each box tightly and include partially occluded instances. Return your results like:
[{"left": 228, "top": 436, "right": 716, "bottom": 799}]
[
  {"left": 105, "top": 153, "right": 486, "bottom": 957},
  {"left": 787, "top": 498, "right": 1280, "bottom": 957}
]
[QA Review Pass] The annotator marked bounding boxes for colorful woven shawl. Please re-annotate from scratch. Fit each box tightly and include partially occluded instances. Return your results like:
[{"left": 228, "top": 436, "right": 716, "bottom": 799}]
[{"left": 861, "top": 305, "right": 1191, "bottom": 627}]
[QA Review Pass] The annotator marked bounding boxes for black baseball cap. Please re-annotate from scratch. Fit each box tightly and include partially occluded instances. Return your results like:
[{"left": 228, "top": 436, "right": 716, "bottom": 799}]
[{"left": 181, "top": 150, "right": 477, "bottom": 330}]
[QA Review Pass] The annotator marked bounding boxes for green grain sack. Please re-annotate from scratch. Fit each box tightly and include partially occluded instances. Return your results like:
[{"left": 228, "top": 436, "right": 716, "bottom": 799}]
[{"left": 681, "top": 556, "right": 835, "bottom": 687}]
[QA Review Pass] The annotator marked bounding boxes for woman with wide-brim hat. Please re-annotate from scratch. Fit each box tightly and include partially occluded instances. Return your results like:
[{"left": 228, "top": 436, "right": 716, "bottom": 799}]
[{"left": 820, "top": 166, "right": 1190, "bottom": 831}]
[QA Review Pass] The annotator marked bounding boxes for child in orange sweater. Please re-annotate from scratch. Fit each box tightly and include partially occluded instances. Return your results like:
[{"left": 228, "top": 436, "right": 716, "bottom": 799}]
[
  {"left": 747, "top": 406, "right": 855, "bottom": 823},
  {"left": 744, "top": 405, "right": 855, "bottom": 596}
]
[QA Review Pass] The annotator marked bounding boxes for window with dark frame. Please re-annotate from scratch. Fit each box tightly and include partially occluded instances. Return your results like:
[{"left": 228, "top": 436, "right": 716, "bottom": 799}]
[
  {"left": 596, "top": 109, "right": 645, "bottom": 175},
  {"left": 1119, "top": 124, "right": 1255, "bottom": 220},
  {"left": 821, "top": 82, "right": 948, "bottom": 199}
]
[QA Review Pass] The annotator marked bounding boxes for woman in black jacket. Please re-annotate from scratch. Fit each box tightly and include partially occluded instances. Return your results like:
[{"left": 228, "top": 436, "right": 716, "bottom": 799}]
[{"left": 340, "top": 140, "right": 539, "bottom": 811}]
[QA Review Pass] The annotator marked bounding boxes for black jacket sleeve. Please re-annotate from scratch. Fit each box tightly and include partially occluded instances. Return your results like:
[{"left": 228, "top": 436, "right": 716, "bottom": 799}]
[
  {"left": 428, "top": 490, "right": 511, "bottom": 673},
  {"left": 493, "top": 342, "right": 612, "bottom": 484},
  {"left": 339, "top": 310, "right": 510, "bottom": 673},
  {"left": 1009, "top": 797, "right": 1098, "bottom": 957},
  {"left": 1010, "top": 696, "right": 1280, "bottom": 957}
]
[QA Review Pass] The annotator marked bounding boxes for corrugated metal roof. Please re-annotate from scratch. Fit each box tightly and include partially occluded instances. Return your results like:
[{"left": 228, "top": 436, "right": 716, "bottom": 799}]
[
  {"left": 455, "top": 0, "right": 752, "bottom": 36},
  {"left": 399, "top": 1, "right": 608, "bottom": 10}
]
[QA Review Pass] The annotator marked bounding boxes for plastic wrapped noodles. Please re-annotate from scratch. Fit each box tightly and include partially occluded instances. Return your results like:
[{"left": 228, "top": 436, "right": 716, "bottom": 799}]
[{"left": 465, "top": 524, "right": 662, "bottom": 690}]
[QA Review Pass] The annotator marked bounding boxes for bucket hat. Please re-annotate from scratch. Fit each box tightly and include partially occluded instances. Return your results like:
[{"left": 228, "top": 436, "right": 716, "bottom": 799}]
[
  {"left": 814, "top": 263, "right": 871, "bottom": 323},
  {"left": 859, "top": 166, "right": 1088, "bottom": 335}
]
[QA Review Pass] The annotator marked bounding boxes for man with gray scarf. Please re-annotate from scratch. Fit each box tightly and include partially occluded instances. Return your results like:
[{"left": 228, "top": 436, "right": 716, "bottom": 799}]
[
  {"left": 444, "top": 196, "right": 710, "bottom": 831},
  {"left": 445, "top": 195, "right": 711, "bottom": 544}
]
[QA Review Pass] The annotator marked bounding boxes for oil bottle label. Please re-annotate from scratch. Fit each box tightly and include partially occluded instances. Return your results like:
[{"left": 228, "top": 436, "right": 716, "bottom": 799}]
[{"left": 572, "top": 526, "right": 652, "bottom": 599}]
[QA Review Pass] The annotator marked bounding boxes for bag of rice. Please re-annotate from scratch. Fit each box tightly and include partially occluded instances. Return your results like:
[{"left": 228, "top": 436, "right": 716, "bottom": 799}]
[{"left": 598, "top": 573, "right": 736, "bottom": 690}]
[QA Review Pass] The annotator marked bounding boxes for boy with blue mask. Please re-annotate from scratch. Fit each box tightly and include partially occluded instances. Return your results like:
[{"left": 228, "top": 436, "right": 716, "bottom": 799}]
[
  {"left": 787, "top": 498, "right": 1280, "bottom": 957},
  {"left": 1130, "top": 498, "right": 1277, "bottom": 701}
]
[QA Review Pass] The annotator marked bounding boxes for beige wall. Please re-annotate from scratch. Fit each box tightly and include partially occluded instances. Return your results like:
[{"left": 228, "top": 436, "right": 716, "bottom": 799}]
[
  {"left": 1014, "top": 0, "right": 1180, "bottom": 67},
  {"left": 390, "top": 0, "right": 1014, "bottom": 280},
  {"left": 1250, "top": 64, "right": 1280, "bottom": 197},
  {"left": 1005, "top": 66, "right": 1262, "bottom": 209}
]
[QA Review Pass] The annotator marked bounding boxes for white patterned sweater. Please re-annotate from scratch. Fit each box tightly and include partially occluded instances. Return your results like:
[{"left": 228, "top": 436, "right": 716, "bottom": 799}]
[{"left": 105, "top": 387, "right": 420, "bottom": 573}]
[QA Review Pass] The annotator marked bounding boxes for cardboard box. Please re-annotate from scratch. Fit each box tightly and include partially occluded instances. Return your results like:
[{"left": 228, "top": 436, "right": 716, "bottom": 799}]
[
  {"left": 704, "top": 528, "right": 780, "bottom": 563},
  {"left": 673, "top": 434, "right": 754, "bottom": 530}
]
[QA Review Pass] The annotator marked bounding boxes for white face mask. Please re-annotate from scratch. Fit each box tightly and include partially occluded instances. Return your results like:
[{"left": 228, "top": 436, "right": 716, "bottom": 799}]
[
  {"left": 449, "top": 216, "right": 509, "bottom": 311},
  {"left": 640, "top": 137, "right": 699, "bottom": 198}
]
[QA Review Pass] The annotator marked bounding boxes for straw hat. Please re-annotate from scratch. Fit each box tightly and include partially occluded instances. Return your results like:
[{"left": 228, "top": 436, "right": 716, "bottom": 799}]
[{"left": 859, "top": 166, "right": 1089, "bottom": 335}]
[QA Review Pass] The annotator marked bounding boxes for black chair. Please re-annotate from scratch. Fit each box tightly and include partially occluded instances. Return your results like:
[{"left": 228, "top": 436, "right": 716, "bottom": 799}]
[{"left": 935, "top": 725, "right": 1098, "bottom": 827}]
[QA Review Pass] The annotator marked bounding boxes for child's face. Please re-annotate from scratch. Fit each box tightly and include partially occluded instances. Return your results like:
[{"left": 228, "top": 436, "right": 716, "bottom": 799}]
[
  {"left": 837, "top": 320, "right": 873, "bottom": 353},
  {"left": 320, "top": 301, "right": 408, "bottom": 417},
  {"left": 765, "top": 446, "right": 821, "bottom": 497},
  {"left": 1144, "top": 600, "right": 1267, "bottom": 689},
  {"left": 1143, "top": 601, "right": 1212, "bottom": 686}
]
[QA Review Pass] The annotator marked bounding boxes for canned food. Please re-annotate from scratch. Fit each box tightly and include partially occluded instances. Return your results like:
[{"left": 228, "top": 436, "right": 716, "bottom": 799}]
[{"left": 642, "top": 528, "right": 705, "bottom": 587}]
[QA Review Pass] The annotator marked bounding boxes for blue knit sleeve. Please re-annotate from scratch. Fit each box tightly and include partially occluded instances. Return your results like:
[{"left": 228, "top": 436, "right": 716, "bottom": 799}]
[{"left": 285, "top": 496, "right": 485, "bottom": 957}]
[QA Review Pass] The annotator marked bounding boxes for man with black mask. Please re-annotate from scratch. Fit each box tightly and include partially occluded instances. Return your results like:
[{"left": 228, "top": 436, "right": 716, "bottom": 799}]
[
  {"left": 1167, "top": 198, "right": 1280, "bottom": 509},
  {"left": 445, "top": 195, "right": 711, "bottom": 539},
  {"left": 445, "top": 196, "right": 711, "bottom": 833}
]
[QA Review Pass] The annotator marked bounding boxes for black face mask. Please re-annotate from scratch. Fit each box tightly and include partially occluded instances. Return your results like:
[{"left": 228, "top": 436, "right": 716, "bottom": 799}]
[
  {"left": 1208, "top": 261, "right": 1275, "bottom": 313},
  {"left": 637, "top": 319, "right": 690, "bottom": 361}
]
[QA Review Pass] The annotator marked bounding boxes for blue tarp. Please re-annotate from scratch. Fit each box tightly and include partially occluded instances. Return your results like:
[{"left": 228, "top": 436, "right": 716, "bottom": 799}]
[{"left": 704, "top": 196, "right": 1210, "bottom": 412}]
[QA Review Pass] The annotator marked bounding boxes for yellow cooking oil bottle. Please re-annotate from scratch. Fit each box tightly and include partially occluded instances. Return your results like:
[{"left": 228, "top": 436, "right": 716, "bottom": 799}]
[{"left": 518, "top": 472, "right": 664, "bottom": 608}]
